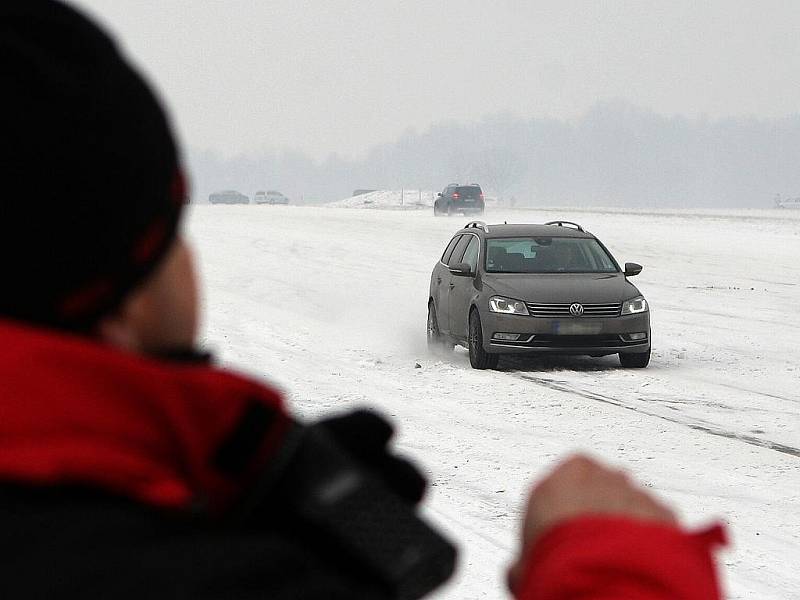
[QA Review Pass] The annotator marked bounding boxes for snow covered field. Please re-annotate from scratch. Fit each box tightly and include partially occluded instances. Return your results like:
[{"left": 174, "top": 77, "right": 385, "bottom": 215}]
[{"left": 186, "top": 204, "right": 799, "bottom": 599}]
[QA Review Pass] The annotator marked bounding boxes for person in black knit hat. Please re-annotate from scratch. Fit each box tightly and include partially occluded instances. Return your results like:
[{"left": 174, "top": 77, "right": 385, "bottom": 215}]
[
  {"left": 0, "top": 5, "right": 451, "bottom": 598},
  {"left": 0, "top": 0, "right": 185, "bottom": 333},
  {"left": 0, "top": 2, "right": 726, "bottom": 599}
]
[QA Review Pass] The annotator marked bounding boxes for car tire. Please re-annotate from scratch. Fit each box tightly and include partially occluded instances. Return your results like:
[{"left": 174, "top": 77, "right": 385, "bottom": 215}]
[
  {"left": 427, "top": 301, "right": 451, "bottom": 353},
  {"left": 468, "top": 310, "right": 499, "bottom": 369},
  {"left": 619, "top": 348, "right": 650, "bottom": 368}
]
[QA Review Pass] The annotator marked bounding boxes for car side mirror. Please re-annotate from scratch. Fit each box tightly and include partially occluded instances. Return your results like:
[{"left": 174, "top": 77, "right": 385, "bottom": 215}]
[
  {"left": 624, "top": 262, "right": 643, "bottom": 277},
  {"left": 437, "top": 192, "right": 443, "bottom": 197},
  {"left": 449, "top": 263, "right": 474, "bottom": 277}
]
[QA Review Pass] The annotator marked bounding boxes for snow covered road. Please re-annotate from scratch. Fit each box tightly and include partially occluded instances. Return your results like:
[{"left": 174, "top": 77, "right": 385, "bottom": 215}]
[{"left": 187, "top": 204, "right": 799, "bottom": 599}]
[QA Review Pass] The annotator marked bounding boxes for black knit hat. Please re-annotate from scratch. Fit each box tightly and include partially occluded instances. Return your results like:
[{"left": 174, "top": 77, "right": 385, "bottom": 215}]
[{"left": 0, "top": 0, "right": 186, "bottom": 330}]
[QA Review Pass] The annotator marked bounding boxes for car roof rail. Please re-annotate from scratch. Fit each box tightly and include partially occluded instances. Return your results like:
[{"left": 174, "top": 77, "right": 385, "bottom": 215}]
[
  {"left": 544, "top": 220, "right": 584, "bottom": 232},
  {"left": 465, "top": 220, "right": 489, "bottom": 232}
]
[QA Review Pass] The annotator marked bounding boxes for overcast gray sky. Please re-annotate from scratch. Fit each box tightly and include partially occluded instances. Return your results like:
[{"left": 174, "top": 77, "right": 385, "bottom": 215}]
[{"left": 72, "top": 0, "right": 800, "bottom": 161}]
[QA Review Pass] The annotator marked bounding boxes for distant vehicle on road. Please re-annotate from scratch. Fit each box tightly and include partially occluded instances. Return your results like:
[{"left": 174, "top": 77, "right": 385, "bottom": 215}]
[
  {"left": 209, "top": 190, "right": 249, "bottom": 204},
  {"left": 774, "top": 194, "right": 800, "bottom": 209},
  {"left": 352, "top": 189, "right": 377, "bottom": 197},
  {"left": 254, "top": 190, "right": 290, "bottom": 205},
  {"left": 434, "top": 184, "right": 485, "bottom": 216},
  {"left": 428, "top": 220, "right": 650, "bottom": 369}
]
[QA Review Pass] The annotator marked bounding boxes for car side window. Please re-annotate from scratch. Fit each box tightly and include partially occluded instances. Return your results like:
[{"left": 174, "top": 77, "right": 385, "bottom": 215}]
[
  {"left": 441, "top": 235, "right": 462, "bottom": 264},
  {"left": 461, "top": 235, "right": 480, "bottom": 271},
  {"left": 447, "top": 235, "right": 472, "bottom": 267}
]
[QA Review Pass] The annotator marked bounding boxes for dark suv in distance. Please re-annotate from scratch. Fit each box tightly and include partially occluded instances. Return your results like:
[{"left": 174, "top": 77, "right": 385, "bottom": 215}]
[
  {"left": 427, "top": 221, "right": 651, "bottom": 369},
  {"left": 209, "top": 190, "right": 249, "bottom": 204},
  {"left": 434, "top": 184, "right": 485, "bottom": 216}
]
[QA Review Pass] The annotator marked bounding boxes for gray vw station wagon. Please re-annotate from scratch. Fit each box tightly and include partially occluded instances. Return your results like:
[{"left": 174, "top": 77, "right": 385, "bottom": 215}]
[{"left": 427, "top": 221, "right": 651, "bottom": 369}]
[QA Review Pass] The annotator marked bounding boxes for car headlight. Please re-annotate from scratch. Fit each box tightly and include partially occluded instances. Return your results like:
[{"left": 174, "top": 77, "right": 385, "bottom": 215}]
[
  {"left": 488, "top": 296, "right": 529, "bottom": 315},
  {"left": 621, "top": 296, "right": 648, "bottom": 315}
]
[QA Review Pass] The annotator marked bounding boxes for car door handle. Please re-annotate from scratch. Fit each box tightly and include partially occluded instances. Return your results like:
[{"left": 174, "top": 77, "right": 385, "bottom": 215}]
[
  {"left": 448, "top": 283, "right": 455, "bottom": 290},
  {"left": 437, "top": 277, "right": 442, "bottom": 284}
]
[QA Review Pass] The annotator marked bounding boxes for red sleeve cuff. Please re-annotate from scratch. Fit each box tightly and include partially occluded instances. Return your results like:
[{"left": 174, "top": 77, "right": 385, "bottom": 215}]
[{"left": 516, "top": 516, "right": 726, "bottom": 600}]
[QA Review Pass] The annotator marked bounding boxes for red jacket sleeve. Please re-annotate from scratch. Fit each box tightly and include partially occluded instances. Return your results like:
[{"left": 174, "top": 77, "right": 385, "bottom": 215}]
[{"left": 516, "top": 516, "right": 726, "bottom": 600}]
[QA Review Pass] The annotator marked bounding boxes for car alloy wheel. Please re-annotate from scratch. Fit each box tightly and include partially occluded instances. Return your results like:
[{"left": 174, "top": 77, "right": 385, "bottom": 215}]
[
  {"left": 468, "top": 310, "right": 499, "bottom": 369},
  {"left": 427, "top": 302, "right": 451, "bottom": 353}
]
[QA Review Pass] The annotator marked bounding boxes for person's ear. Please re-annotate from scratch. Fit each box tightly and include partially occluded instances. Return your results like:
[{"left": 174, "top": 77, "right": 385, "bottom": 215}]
[
  {"left": 94, "top": 290, "right": 150, "bottom": 352},
  {"left": 95, "top": 311, "right": 139, "bottom": 351}
]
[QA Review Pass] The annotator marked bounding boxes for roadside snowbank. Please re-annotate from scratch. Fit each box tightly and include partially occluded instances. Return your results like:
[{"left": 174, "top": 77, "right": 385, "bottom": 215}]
[{"left": 328, "top": 189, "right": 436, "bottom": 209}]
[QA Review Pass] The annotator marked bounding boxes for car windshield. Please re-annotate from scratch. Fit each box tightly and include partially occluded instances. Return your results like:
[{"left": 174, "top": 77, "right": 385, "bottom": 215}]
[{"left": 485, "top": 237, "right": 618, "bottom": 273}]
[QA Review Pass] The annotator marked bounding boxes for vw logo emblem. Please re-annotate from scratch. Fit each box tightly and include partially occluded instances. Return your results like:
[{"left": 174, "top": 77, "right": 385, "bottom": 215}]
[{"left": 569, "top": 303, "right": 584, "bottom": 317}]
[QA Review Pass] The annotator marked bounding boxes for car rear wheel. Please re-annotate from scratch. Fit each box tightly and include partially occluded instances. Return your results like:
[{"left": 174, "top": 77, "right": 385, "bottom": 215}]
[
  {"left": 468, "top": 310, "right": 499, "bottom": 369},
  {"left": 427, "top": 301, "right": 451, "bottom": 353},
  {"left": 619, "top": 348, "right": 650, "bottom": 368}
]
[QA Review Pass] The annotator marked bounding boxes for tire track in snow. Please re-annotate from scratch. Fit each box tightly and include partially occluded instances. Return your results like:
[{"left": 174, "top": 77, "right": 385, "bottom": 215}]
[
  {"left": 515, "top": 374, "right": 800, "bottom": 458},
  {"left": 426, "top": 502, "right": 510, "bottom": 554},
  {"left": 694, "top": 379, "right": 799, "bottom": 405}
]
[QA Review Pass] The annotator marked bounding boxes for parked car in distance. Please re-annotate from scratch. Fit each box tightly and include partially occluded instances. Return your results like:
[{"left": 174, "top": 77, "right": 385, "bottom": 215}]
[
  {"left": 254, "top": 190, "right": 290, "bottom": 205},
  {"left": 434, "top": 184, "right": 485, "bottom": 216},
  {"left": 428, "top": 220, "right": 651, "bottom": 369},
  {"left": 209, "top": 190, "right": 249, "bottom": 204},
  {"left": 774, "top": 194, "right": 800, "bottom": 209}
]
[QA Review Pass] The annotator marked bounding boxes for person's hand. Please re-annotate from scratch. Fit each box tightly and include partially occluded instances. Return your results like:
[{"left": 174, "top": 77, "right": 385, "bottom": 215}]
[{"left": 508, "top": 454, "right": 676, "bottom": 593}]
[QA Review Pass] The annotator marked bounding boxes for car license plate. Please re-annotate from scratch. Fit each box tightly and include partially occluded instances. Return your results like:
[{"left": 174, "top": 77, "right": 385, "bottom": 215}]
[
  {"left": 552, "top": 321, "right": 603, "bottom": 335},
  {"left": 463, "top": 198, "right": 474, "bottom": 202}
]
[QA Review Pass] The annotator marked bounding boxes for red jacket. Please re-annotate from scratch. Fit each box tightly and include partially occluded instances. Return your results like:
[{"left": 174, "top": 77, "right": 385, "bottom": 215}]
[
  {"left": 0, "top": 321, "right": 724, "bottom": 599},
  {"left": 0, "top": 320, "right": 290, "bottom": 514},
  {"left": 516, "top": 516, "right": 725, "bottom": 599}
]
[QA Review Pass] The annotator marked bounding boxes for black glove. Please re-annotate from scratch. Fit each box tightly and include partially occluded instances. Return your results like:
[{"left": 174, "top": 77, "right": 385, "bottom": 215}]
[{"left": 315, "top": 409, "right": 427, "bottom": 506}]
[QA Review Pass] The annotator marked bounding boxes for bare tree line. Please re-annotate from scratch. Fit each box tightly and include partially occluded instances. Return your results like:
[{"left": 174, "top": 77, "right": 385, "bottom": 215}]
[{"left": 189, "top": 101, "right": 800, "bottom": 208}]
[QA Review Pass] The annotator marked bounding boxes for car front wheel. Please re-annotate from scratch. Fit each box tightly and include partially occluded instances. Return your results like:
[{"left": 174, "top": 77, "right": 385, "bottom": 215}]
[
  {"left": 468, "top": 310, "right": 499, "bottom": 369},
  {"left": 619, "top": 348, "right": 650, "bottom": 368}
]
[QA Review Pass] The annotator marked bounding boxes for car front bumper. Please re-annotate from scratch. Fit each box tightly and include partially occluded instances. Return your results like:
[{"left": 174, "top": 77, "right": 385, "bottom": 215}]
[{"left": 481, "top": 311, "right": 650, "bottom": 355}]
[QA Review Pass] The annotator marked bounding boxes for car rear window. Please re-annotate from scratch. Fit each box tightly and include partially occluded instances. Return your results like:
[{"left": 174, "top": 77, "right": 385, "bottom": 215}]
[
  {"left": 441, "top": 235, "right": 462, "bottom": 263},
  {"left": 455, "top": 186, "right": 481, "bottom": 198},
  {"left": 447, "top": 235, "right": 472, "bottom": 267},
  {"left": 485, "top": 237, "right": 618, "bottom": 273}
]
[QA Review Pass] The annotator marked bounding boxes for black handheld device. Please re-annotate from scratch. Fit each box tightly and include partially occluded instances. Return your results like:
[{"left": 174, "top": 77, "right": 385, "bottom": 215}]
[{"left": 234, "top": 417, "right": 457, "bottom": 600}]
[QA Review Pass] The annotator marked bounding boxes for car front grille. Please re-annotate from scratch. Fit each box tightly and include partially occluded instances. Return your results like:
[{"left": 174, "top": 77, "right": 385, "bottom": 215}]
[
  {"left": 490, "top": 334, "right": 646, "bottom": 349},
  {"left": 526, "top": 334, "right": 626, "bottom": 348},
  {"left": 524, "top": 302, "right": 622, "bottom": 318}
]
